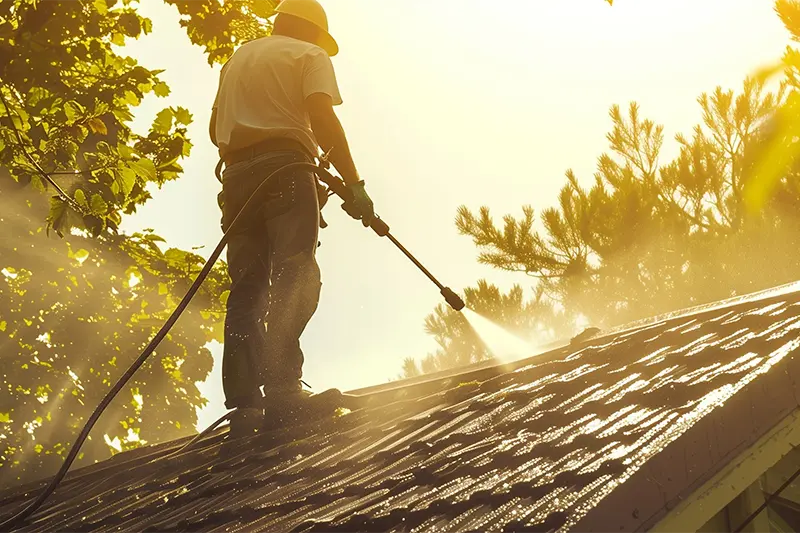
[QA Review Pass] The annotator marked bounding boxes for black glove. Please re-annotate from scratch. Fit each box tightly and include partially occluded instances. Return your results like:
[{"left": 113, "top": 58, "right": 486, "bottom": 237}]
[{"left": 341, "top": 180, "right": 375, "bottom": 227}]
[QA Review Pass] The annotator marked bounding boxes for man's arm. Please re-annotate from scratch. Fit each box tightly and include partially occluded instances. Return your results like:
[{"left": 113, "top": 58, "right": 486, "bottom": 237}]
[{"left": 306, "top": 92, "right": 360, "bottom": 186}]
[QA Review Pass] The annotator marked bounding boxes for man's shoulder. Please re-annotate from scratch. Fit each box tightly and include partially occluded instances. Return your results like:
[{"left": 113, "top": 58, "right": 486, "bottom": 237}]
[{"left": 240, "top": 35, "right": 326, "bottom": 56}]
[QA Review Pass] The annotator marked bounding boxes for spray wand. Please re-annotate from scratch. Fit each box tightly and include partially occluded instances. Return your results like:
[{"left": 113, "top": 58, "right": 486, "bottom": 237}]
[{"left": 315, "top": 155, "right": 465, "bottom": 312}]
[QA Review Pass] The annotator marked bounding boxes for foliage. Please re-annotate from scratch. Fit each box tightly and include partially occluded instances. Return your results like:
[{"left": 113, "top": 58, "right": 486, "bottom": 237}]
[
  {"left": 0, "top": 173, "right": 229, "bottom": 486},
  {"left": 743, "top": 0, "right": 800, "bottom": 211},
  {"left": 162, "top": 0, "right": 277, "bottom": 66},
  {"left": 0, "top": 0, "right": 269, "bottom": 485},
  {"left": 454, "top": 78, "right": 791, "bottom": 328},
  {"left": 403, "top": 281, "right": 567, "bottom": 377},
  {"left": 412, "top": 0, "right": 800, "bottom": 376},
  {"left": 0, "top": 0, "right": 277, "bottom": 239},
  {"left": 0, "top": 0, "right": 192, "bottom": 237}
]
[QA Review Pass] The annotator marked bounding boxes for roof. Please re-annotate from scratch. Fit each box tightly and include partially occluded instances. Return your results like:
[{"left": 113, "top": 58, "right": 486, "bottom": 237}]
[{"left": 4, "top": 283, "right": 800, "bottom": 532}]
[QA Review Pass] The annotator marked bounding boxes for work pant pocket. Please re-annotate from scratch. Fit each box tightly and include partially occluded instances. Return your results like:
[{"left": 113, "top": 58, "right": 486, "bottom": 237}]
[{"left": 263, "top": 173, "right": 297, "bottom": 222}]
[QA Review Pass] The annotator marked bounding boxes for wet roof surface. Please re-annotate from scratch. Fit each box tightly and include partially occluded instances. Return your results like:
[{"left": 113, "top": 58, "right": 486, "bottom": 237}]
[{"left": 4, "top": 287, "right": 800, "bottom": 532}]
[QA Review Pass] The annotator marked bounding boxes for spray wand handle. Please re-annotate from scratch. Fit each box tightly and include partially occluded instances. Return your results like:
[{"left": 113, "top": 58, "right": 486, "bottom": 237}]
[{"left": 315, "top": 166, "right": 390, "bottom": 237}]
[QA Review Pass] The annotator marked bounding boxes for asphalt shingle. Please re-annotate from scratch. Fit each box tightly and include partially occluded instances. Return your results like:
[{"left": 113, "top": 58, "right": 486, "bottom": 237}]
[{"left": 4, "top": 285, "right": 800, "bottom": 532}]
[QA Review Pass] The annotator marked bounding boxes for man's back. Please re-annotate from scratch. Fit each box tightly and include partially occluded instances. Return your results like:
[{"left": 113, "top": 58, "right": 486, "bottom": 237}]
[{"left": 212, "top": 34, "right": 342, "bottom": 158}]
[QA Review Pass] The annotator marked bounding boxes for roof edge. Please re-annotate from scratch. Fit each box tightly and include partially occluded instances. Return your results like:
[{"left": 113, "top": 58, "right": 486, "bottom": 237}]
[
  {"left": 598, "top": 280, "right": 800, "bottom": 341},
  {"left": 573, "top": 324, "right": 800, "bottom": 532},
  {"left": 649, "top": 407, "right": 800, "bottom": 533}
]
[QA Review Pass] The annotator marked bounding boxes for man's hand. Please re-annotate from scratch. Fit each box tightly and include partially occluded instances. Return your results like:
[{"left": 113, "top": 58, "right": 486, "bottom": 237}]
[{"left": 341, "top": 181, "right": 375, "bottom": 227}]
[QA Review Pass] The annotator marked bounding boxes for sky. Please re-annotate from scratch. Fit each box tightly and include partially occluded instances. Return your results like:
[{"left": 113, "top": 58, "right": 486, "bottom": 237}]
[{"left": 118, "top": 0, "right": 791, "bottom": 429}]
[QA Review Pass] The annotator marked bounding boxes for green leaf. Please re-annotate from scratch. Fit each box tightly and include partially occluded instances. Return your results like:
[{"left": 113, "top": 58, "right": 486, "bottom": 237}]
[
  {"left": 73, "top": 249, "right": 90, "bottom": 263},
  {"left": 118, "top": 13, "right": 142, "bottom": 38},
  {"left": 153, "top": 82, "right": 170, "bottom": 97},
  {"left": 64, "top": 102, "right": 81, "bottom": 124},
  {"left": 144, "top": 232, "right": 166, "bottom": 243},
  {"left": 86, "top": 117, "right": 108, "bottom": 135},
  {"left": 220, "top": 290, "right": 230, "bottom": 305},
  {"left": 0, "top": 321, "right": 6, "bottom": 332},
  {"left": 90, "top": 194, "right": 108, "bottom": 216},
  {"left": 113, "top": 107, "right": 134, "bottom": 123},
  {"left": 174, "top": 107, "right": 192, "bottom": 125},
  {"left": 75, "top": 125, "right": 89, "bottom": 143},
  {"left": 130, "top": 158, "right": 157, "bottom": 181},
  {"left": 47, "top": 196, "right": 68, "bottom": 238},
  {"left": 164, "top": 248, "right": 188, "bottom": 266},
  {"left": 27, "top": 86, "right": 50, "bottom": 107},
  {"left": 158, "top": 282, "right": 168, "bottom": 295},
  {"left": 94, "top": 0, "right": 108, "bottom": 15},
  {"left": 0, "top": 413, "right": 10, "bottom": 423},
  {"left": 744, "top": 102, "right": 800, "bottom": 212},
  {"left": 74, "top": 189, "right": 88, "bottom": 208},
  {"left": 153, "top": 108, "right": 173, "bottom": 134},
  {"left": 123, "top": 90, "right": 140, "bottom": 106},
  {"left": 157, "top": 155, "right": 181, "bottom": 171},
  {"left": 13, "top": 106, "right": 30, "bottom": 130},
  {"left": 251, "top": 1, "right": 277, "bottom": 18},
  {"left": 118, "top": 144, "right": 134, "bottom": 160},
  {"left": 115, "top": 166, "right": 137, "bottom": 196}
]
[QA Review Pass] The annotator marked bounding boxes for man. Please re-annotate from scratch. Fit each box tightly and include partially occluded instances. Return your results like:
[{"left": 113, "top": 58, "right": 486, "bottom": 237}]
[{"left": 209, "top": 0, "right": 375, "bottom": 437}]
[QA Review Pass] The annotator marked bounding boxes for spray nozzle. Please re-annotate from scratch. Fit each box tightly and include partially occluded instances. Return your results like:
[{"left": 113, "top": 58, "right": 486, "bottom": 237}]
[{"left": 441, "top": 287, "right": 465, "bottom": 311}]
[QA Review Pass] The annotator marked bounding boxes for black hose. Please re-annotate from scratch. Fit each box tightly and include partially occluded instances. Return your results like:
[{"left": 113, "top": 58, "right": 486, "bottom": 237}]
[
  {"left": 0, "top": 160, "right": 326, "bottom": 531},
  {"left": 1, "top": 158, "right": 461, "bottom": 530},
  {"left": 163, "top": 411, "right": 232, "bottom": 459}
]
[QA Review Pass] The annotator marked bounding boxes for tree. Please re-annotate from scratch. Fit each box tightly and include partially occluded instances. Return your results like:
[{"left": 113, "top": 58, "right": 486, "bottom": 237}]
[
  {"left": 744, "top": 0, "right": 800, "bottom": 213},
  {"left": 416, "top": 0, "right": 800, "bottom": 374},
  {"left": 0, "top": 174, "right": 229, "bottom": 486},
  {"left": 0, "top": 0, "right": 277, "bottom": 237},
  {"left": 455, "top": 78, "right": 788, "bottom": 328},
  {"left": 0, "top": 0, "right": 278, "bottom": 486}
]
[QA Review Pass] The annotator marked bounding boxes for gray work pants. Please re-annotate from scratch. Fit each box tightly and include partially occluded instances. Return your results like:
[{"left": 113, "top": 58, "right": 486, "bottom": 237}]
[{"left": 219, "top": 150, "right": 321, "bottom": 410}]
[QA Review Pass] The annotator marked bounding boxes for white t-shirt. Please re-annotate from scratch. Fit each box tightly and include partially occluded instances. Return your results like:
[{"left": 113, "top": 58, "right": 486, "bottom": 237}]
[{"left": 212, "top": 34, "right": 343, "bottom": 158}]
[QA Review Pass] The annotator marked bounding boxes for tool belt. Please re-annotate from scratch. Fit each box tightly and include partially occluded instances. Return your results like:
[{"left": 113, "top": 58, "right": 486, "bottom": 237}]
[{"left": 222, "top": 137, "right": 313, "bottom": 167}]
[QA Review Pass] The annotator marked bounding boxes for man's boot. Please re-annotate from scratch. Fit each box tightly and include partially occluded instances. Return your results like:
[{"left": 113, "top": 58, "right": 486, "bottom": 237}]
[
  {"left": 262, "top": 381, "right": 313, "bottom": 428},
  {"left": 228, "top": 407, "right": 265, "bottom": 439}
]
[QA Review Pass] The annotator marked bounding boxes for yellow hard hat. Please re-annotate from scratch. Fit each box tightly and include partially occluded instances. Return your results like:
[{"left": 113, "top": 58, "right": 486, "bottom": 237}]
[{"left": 273, "top": 0, "right": 338, "bottom": 57}]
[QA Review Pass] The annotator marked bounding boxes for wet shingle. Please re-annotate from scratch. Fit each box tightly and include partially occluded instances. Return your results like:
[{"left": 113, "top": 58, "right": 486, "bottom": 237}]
[{"left": 5, "top": 287, "right": 800, "bottom": 532}]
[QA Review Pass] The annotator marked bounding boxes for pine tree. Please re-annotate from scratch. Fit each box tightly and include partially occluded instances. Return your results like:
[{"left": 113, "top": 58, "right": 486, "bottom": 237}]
[
  {"left": 416, "top": 0, "right": 800, "bottom": 376},
  {"left": 456, "top": 79, "right": 788, "bottom": 328}
]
